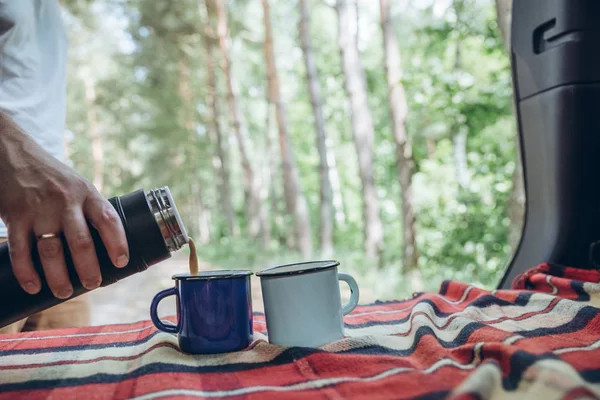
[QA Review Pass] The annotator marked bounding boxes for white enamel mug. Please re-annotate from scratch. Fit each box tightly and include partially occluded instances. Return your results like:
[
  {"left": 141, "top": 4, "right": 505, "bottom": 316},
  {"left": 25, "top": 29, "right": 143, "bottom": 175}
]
[{"left": 256, "top": 260, "right": 359, "bottom": 348}]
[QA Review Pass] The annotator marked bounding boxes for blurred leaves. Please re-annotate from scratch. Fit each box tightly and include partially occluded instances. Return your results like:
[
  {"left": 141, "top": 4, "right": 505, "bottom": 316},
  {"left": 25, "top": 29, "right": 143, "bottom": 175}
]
[{"left": 62, "top": 0, "right": 516, "bottom": 297}]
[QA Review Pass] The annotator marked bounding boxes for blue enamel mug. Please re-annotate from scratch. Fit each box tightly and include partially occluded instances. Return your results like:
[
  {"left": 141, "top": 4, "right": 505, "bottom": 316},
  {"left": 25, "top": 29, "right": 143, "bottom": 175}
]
[{"left": 150, "top": 270, "right": 253, "bottom": 354}]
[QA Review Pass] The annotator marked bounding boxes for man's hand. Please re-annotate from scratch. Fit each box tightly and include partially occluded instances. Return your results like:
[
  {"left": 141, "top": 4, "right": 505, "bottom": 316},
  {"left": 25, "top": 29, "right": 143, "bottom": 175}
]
[{"left": 0, "top": 114, "right": 130, "bottom": 299}]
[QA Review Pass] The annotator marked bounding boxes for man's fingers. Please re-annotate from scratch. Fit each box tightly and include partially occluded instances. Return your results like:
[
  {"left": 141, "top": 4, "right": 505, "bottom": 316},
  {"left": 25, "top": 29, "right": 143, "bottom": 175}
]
[
  {"left": 83, "top": 195, "right": 129, "bottom": 268},
  {"left": 34, "top": 218, "right": 72, "bottom": 299},
  {"left": 7, "top": 225, "right": 40, "bottom": 295},
  {"left": 37, "top": 236, "right": 72, "bottom": 299},
  {"left": 62, "top": 209, "right": 102, "bottom": 290}
]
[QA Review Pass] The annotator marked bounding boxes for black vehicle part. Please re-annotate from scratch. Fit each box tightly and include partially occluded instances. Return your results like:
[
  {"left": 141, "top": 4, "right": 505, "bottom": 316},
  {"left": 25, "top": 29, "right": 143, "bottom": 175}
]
[{"left": 499, "top": 0, "right": 600, "bottom": 288}]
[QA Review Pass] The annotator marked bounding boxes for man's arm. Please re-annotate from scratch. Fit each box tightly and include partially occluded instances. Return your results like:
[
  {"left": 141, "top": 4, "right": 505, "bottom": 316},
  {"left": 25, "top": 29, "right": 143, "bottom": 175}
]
[
  {"left": 0, "top": 114, "right": 129, "bottom": 298},
  {"left": 0, "top": 114, "right": 130, "bottom": 299},
  {"left": 0, "top": 1, "right": 129, "bottom": 299}
]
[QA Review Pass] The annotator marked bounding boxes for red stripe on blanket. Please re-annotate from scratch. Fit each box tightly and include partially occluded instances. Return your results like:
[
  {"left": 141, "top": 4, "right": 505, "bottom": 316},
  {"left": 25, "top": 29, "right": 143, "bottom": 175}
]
[{"left": 0, "top": 360, "right": 472, "bottom": 400}]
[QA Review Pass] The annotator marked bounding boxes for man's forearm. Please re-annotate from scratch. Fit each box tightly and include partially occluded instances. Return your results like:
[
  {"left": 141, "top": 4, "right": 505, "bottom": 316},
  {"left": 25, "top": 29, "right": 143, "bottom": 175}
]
[
  {"left": 0, "top": 112, "right": 50, "bottom": 189},
  {"left": 0, "top": 112, "right": 26, "bottom": 185}
]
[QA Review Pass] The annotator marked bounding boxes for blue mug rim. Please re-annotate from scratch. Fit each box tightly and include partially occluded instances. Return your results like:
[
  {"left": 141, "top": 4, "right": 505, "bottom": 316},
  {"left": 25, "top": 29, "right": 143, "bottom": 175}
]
[{"left": 172, "top": 270, "right": 253, "bottom": 281}]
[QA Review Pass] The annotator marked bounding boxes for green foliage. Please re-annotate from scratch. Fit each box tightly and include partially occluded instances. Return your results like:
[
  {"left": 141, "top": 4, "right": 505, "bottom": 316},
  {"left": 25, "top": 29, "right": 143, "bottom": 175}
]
[
  {"left": 63, "top": 0, "right": 517, "bottom": 299},
  {"left": 415, "top": 117, "right": 515, "bottom": 288}
]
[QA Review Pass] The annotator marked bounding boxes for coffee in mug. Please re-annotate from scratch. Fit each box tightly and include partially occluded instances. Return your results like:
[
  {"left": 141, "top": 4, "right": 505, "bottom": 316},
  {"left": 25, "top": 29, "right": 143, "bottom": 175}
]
[{"left": 187, "top": 237, "right": 199, "bottom": 276}]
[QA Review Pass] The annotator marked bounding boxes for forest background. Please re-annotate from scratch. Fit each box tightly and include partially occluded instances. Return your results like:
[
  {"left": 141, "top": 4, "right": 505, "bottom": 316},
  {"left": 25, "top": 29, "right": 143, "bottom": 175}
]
[{"left": 62, "top": 0, "right": 519, "bottom": 300}]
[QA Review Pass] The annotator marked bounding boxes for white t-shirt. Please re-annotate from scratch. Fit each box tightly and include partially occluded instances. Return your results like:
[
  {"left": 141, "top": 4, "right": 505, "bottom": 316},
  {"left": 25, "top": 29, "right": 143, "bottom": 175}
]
[{"left": 0, "top": 1, "right": 68, "bottom": 237}]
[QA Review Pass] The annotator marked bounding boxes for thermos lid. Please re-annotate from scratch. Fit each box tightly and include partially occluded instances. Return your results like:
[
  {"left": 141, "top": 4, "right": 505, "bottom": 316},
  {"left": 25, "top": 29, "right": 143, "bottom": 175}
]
[
  {"left": 172, "top": 270, "right": 252, "bottom": 281},
  {"left": 256, "top": 260, "right": 339, "bottom": 278},
  {"left": 146, "top": 187, "right": 189, "bottom": 252}
]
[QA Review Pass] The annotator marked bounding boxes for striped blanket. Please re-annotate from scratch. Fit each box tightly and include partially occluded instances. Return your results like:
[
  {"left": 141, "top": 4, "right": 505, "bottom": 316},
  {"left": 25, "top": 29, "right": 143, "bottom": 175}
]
[{"left": 0, "top": 264, "right": 599, "bottom": 399}]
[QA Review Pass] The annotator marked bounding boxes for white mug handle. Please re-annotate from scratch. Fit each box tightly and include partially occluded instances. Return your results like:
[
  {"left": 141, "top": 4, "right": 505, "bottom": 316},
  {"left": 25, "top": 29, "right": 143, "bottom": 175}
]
[{"left": 338, "top": 273, "right": 360, "bottom": 315}]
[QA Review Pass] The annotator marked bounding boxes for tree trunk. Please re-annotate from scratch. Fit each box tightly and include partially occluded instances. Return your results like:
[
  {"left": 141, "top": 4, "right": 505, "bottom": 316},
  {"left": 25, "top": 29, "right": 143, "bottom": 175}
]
[
  {"left": 427, "top": 138, "right": 436, "bottom": 158},
  {"left": 201, "top": 3, "right": 238, "bottom": 237},
  {"left": 263, "top": 100, "right": 288, "bottom": 248},
  {"left": 193, "top": 184, "right": 212, "bottom": 245},
  {"left": 452, "top": 127, "right": 470, "bottom": 188},
  {"left": 82, "top": 71, "right": 104, "bottom": 193},
  {"left": 329, "top": 150, "right": 346, "bottom": 226},
  {"left": 213, "top": 0, "right": 268, "bottom": 245},
  {"left": 299, "top": 0, "right": 334, "bottom": 256},
  {"left": 177, "top": 46, "right": 211, "bottom": 243},
  {"left": 262, "top": 0, "right": 313, "bottom": 258},
  {"left": 335, "top": 0, "right": 383, "bottom": 261},
  {"left": 265, "top": 100, "right": 292, "bottom": 248},
  {"left": 451, "top": 19, "right": 470, "bottom": 189},
  {"left": 495, "top": 0, "right": 513, "bottom": 47},
  {"left": 379, "top": 0, "right": 420, "bottom": 285},
  {"left": 495, "top": 0, "right": 524, "bottom": 250}
]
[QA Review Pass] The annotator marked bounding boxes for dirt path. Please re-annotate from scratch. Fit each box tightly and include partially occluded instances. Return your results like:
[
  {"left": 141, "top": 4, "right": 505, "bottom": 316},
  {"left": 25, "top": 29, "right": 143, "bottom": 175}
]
[{"left": 88, "top": 252, "right": 377, "bottom": 327}]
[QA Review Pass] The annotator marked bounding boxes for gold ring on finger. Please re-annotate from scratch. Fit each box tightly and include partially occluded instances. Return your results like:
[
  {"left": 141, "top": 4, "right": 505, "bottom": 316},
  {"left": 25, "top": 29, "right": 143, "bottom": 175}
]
[{"left": 37, "top": 233, "right": 59, "bottom": 241}]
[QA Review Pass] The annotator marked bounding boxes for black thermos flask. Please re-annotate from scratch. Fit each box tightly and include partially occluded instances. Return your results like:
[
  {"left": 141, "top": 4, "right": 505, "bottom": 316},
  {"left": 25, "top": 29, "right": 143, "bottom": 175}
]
[{"left": 0, "top": 186, "right": 189, "bottom": 328}]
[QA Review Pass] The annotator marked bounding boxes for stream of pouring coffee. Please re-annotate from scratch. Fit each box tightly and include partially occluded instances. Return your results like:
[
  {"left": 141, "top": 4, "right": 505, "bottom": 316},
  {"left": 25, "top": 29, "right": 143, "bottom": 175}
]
[{"left": 188, "top": 237, "right": 199, "bottom": 276}]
